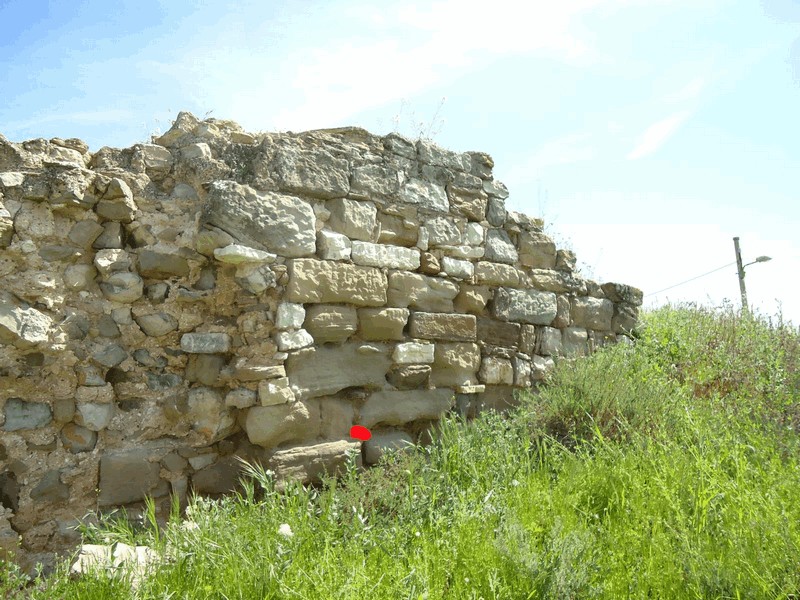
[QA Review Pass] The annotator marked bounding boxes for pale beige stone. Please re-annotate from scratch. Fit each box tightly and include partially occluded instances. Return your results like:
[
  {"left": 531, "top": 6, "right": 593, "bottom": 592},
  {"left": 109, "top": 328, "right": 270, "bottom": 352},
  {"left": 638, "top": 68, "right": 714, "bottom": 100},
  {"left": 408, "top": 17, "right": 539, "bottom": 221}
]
[
  {"left": 478, "top": 357, "right": 514, "bottom": 385},
  {"left": 244, "top": 400, "right": 320, "bottom": 448},
  {"left": 408, "top": 312, "right": 476, "bottom": 342},
  {"left": 430, "top": 342, "right": 481, "bottom": 387},
  {"left": 304, "top": 305, "right": 358, "bottom": 343},
  {"left": 387, "top": 271, "right": 458, "bottom": 312},
  {"left": 258, "top": 377, "right": 296, "bottom": 406},
  {"left": 357, "top": 308, "right": 409, "bottom": 341},
  {"left": 454, "top": 285, "right": 491, "bottom": 315},
  {"left": 285, "top": 259, "right": 387, "bottom": 306},
  {"left": 270, "top": 440, "right": 360, "bottom": 485},
  {"left": 359, "top": 389, "right": 454, "bottom": 427}
]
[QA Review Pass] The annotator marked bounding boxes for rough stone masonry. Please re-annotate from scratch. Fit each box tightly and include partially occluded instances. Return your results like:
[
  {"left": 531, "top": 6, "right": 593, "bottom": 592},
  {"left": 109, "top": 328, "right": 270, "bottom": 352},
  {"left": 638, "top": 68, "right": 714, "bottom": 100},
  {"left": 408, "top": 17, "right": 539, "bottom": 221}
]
[{"left": 0, "top": 112, "right": 642, "bottom": 568}]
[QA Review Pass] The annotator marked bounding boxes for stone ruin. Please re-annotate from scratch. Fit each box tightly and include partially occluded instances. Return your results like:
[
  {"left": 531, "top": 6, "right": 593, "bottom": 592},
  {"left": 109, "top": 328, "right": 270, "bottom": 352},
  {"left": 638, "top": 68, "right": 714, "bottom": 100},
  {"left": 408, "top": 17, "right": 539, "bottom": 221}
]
[{"left": 0, "top": 112, "right": 643, "bottom": 568}]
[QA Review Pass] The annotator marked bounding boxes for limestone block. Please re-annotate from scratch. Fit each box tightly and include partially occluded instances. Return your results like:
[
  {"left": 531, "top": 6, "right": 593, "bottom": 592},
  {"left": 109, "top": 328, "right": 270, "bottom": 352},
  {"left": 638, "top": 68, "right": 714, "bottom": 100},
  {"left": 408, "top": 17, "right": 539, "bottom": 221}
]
[
  {"left": 513, "top": 356, "right": 531, "bottom": 387},
  {"left": 612, "top": 303, "right": 638, "bottom": 334},
  {"left": 351, "top": 241, "right": 420, "bottom": 270},
  {"left": 316, "top": 230, "right": 351, "bottom": 260},
  {"left": 258, "top": 377, "right": 296, "bottom": 406},
  {"left": 562, "top": 327, "right": 588, "bottom": 357},
  {"left": 531, "top": 355, "right": 556, "bottom": 381},
  {"left": 225, "top": 388, "right": 257, "bottom": 409},
  {"left": 138, "top": 250, "right": 189, "bottom": 279},
  {"left": 386, "top": 364, "right": 431, "bottom": 389},
  {"left": 272, "top": 146, "right": 350, "bottom": 199},
  {"left": 484, "top": 229, "right": 518, "bottom": 264},
  {"left": 465, "top": 222, "right": 484, "bottom": 246},
  {"left": 601, "top": 282, "right": 644, "bottom": 306},
  {"left": 399, "top": 179, "right": 448, "bottom": 212},
  {"left": 393, "top": 342, "right": 435, "bottom": 364},
  {"left": 204, "top": 181, "right": 316, "bottom": 257},
  {"left": 408, "top": 312, "right": 476, "bottom": 342},
  {"left": 139, "top": 144, "right": 173, "bottom": 173},
  {"left": 359, "top": 389, "right": 454, "bottom": 428},
  {"left": 571, "top": 297, "right": 614, "bottom": 331},
  {"left": 244, "top": 400, "right": 320, "bottom": 448},
  {"left": 270, "top": 440, "right": 360, "bottom": 484},
  {"left": 528, "top": 269, "right": 586, "bottom": 295},
  {"left": 2, "top": 398, "right": 52, "bottom": 431},
  {"left": 364, "top": 431, "right": 414, "bottom": 465},
  {"left": 0, "top": 216, "right": 12, "bottom": 248},
  {"left": 493, "top": 288, "right": 558, "bottom": 325},
  {"left": 276, "top": 302, "right": 306, "bottom": 330},
  {"left": 30, "top": 470, "right": 69, "bottom": 503},
  {"left": 181, "top": 332, "right": 231, "bottom": 353},
  {"left": 133, "top": 312, "right": 178, "bottom": 337},
  {"left": 304, "top": 305, "right": 358, "bottom": 344},
  {"left": 350, "top": 164, "right": 403, "bottom": 201},
  {"left": 477, "top": 318, "right": 520, "bottom": 348},
  {"left": 536, "top": 327, "right": 562, "bottom": 356},
  {"left": 475, "top": 262, "right": 527, "bottom": 287},
  {"left": 482, "top": 178, "right": 508, "bottom": 198},
  {"left": 554, "top": 295, "right": 570, "bottom": 328},
  {"left": 287, "top": 343, "right": 392, "bottom": 399},
  {"left": 423, "top": 217, "right": 462, "bottom": 246},
  {"left": 430, "top": 342, "right": 481, "bottom": 387},
  {"left": 181, "top": 142, "right": 211, "bottom": 160},
  {"left": 187, "top": 387, "right": 235, "bottom": 442},
  {"left": 519, "top": 232, "right": 556, "bottom": 269},
  {"left": 357, "top": 308, "right": 409, "bottom": 341},
  {"left": 441, "top": 257, "right": 473, "bottom": 279},
  {"left": 68, "top": 220, "right": 104, "bottom": 247},
  {"left": 387, "top": 272, "right": 459, "bottom": 312},
  {"left": 185, "top": 354, "right": 226, "bottom": 385},
  {"left": 556, "top": 249, "right": 577, "bottom": 272},
  {"left": 479, "top": 357, "right": 514, "bottom": 385},
  {"left": 234, "top": 264, "right": 276, "bottom": 294},
  {"left": 213, "top": 244, "right": 276, "bottom": 264},
  {"left": 327, "top": 198, "right": 377, "bottom": 242},
  {"left": 286, "top": 259, "right": 387, "bottom": 306},
  {"left": 60, "top": 423, "right": 97, "bottom": 453},
  {"left": 233, "top": 362, "right": 286, "bottom": 381},
  {"left": 319, "top": 397, "right": 354, "bottom": 438},
  {"left": 98, "top": 450, "right": 168, "bottom": 506},
  {"left": 195, "top": 227, "right": 236, "bottom": 257},
  {"left": 93, "top": 249, "right": 130, "bottom": 278},
  {"left": 75, "top": 403, "right": 115, "bottom": 431},
  {"left": 275, "top": 329, "right": 314, "bottom": 352},
  {"left": 0, "top": 172, "right": 24, "bottom": 187},
  {"left": 447, "top": 186, "right": 487, "bottom": 222},
  {"left": 0, "top": 292, "right": 52, "bottom": 346},
  {"left": 376, "top": 212, "right": 418, "bottom": 247},
  {"left": 486, "top": 197, "right": 506, "bottom": 227},
  {"left": 519, "top": 324, "right": 537, "bottom": 354},
  {"left": 92, "top": 221, "right": 123, "bottom": 249},
  {"left": 454, "top": 285, "right": 491, "bottom": 315},
  {"left": 95, "top": 179, "right": 137, "bottom": 223},
  {"left": 419, "top": 252, "right": 440, "bottom": 275},
  {"left": 417, "top": 140, "right": 471, "bottom": 170}
]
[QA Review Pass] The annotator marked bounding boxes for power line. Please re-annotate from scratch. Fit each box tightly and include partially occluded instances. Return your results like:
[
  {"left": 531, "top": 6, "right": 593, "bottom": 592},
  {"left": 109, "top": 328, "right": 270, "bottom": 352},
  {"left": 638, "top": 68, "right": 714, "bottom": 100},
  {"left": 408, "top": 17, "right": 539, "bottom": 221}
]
[{"left": 645, "top": 262, "right": 737, "bottom": 297}]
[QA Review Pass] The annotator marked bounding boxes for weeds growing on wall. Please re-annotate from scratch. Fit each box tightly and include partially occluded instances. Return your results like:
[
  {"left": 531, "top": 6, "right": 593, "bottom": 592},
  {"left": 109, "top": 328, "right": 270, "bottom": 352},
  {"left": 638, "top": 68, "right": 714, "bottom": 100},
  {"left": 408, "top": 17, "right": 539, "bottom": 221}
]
[{"left": 3, "top": 304, "right": 799, "bottom": 599}]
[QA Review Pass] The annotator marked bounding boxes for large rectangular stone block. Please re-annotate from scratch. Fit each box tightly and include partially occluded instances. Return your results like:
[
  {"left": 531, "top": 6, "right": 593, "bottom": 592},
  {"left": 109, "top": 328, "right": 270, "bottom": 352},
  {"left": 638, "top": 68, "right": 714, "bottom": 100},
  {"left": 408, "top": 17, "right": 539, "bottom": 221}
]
[
  {"left": 409, "top": 312, "right": 476, "bottom": 342},
  {"left": 387, "top": 272, "right": 459, "bottom": 312},
  {"left": 351, "top": 241, "right": 421, "bottom": 270},
  {"left": 357, "top": 308, "right": 409, "bottom": 341},
  {"left": 518, "top": 232, "right": 556, "bottom": 269},
  {"left": 285, "top": 259, "right": 387, "bottom": 306},
  {"left": 304, "top": 305, "right": 358, "bottom": 343},
  {"left": 570, "top": 297, "right": 614, "bottom": 331},
  {"left": 475, "top": 262, "right": 528, "bottom": 287},
  {"left": 476, "top": 317, "right": 520, "bottom": 348},
  {"left": 429, "top": 342, "right": 481, "bottom": 387},
  {"left": 493, "top": 288, "right": 557, "bottom": 325},
  {"left": 359, "top": 389, "right": 454, "bottom": 427},
  {"left": 327, "top": 198, "right": 377, "bottom": 242}
]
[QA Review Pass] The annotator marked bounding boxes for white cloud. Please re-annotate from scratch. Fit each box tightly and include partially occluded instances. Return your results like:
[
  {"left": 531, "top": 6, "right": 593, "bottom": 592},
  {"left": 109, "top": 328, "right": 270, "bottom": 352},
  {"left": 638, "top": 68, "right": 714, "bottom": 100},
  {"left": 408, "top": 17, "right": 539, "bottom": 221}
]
[
  {"left": 505, "top": 132, "right": 595, "bottom": 185},
  {"left": 626, "top": 110, "right": 691, "bottom": 160}
]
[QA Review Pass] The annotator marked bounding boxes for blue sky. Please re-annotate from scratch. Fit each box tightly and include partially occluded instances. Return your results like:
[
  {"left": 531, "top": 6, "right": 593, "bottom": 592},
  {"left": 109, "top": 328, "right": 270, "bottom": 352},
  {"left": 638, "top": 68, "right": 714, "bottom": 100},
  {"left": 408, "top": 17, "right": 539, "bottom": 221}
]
[{"left": 2, "top": 0, "right": 798, "bottom": 323}]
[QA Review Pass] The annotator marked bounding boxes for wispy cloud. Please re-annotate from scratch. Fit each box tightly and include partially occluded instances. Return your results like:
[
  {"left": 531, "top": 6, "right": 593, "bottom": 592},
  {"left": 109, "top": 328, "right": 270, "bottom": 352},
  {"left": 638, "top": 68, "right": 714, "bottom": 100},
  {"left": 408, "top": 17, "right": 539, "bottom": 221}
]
[
  {"left": 505, "top": 132, "right": 595, "bottom": 184},
  {"left": 626, "top": 110, "right": 691, "bottom": 160}
]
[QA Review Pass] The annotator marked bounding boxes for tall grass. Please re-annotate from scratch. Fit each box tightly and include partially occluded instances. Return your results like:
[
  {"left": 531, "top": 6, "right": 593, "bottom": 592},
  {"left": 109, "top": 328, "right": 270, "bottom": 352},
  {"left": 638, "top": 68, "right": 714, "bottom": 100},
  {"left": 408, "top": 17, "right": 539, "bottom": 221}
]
[{"left": 3, "top": 304, "right": 799, "bottom": 599}]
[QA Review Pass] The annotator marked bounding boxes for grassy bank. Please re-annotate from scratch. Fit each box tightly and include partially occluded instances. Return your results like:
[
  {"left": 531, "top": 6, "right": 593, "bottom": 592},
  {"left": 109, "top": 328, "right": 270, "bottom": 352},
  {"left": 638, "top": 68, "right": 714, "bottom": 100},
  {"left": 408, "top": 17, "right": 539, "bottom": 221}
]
[{"left": 3, "top": 305, "right": 799, "bottom": 599}]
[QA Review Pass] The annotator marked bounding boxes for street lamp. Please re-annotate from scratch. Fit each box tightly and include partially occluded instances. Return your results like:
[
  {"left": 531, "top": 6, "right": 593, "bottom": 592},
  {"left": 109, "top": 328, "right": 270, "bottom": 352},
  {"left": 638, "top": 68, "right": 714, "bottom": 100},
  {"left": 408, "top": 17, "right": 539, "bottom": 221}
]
[{"left": 733, "top": 237, "right": 772, "bottom": 312}]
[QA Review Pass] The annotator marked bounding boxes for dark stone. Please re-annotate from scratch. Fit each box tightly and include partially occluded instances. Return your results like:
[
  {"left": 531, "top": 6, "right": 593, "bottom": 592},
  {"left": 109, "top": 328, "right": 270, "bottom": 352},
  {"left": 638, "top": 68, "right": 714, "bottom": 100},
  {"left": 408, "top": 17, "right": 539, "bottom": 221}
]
[
  {"left": 98, "top": 450, "right": 169, "bottom": 506},
  {"left": 3, "top": 398, "right": 52, "bottom": 431},
  {"left": 386, "top": 365, "right": 431, "bottom": 390},
  {"left": 476, "top": 317, "right": 520, "bottom": 348},
  {"left": 30, "top": 470, "right": 69, "bottom": 503},
  {"left": 60, "top": 423, "right": 98, "bottom": 453}
]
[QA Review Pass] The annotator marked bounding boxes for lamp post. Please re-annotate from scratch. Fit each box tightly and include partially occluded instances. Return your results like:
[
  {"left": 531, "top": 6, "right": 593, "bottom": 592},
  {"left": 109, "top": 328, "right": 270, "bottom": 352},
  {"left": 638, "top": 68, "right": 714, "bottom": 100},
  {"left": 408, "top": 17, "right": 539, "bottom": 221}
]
[{"left": 732, "top": 236, "right": 772, "bottom": 312}]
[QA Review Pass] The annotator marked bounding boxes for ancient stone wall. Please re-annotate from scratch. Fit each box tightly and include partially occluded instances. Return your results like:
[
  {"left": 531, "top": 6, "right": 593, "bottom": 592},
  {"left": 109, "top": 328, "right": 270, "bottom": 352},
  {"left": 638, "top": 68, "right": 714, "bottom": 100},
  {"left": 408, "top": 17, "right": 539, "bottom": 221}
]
[{"left": 0, "top": 112, "right": 642, "bottom": 565}]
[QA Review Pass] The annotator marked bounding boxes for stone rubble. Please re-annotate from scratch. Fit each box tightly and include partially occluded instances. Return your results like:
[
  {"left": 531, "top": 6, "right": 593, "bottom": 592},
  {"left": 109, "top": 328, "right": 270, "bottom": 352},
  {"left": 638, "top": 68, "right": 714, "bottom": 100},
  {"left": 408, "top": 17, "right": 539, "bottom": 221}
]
[{"left": 0, "top": 112, "right": 642, "bottom": 571}]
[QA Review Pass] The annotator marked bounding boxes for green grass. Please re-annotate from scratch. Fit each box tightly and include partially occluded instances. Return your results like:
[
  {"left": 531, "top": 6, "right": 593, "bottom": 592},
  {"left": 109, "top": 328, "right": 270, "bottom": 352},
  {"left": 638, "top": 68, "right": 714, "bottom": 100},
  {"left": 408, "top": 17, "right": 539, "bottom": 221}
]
[{"left": 3, "top": 304, "right": 799, "bottom": 599}]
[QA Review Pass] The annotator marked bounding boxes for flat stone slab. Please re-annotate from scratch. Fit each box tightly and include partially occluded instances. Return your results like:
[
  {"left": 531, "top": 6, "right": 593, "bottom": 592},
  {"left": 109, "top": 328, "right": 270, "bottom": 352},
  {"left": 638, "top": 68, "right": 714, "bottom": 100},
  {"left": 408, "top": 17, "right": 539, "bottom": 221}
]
[
  {"left": 359, "top": 389, "right": 454, "bottom": 428},
  {"left": 285, "top": 259, "right": 387, "bottom": 306},
  {"left": 493, "top": 288, "right": 557, "bottom": 325}
]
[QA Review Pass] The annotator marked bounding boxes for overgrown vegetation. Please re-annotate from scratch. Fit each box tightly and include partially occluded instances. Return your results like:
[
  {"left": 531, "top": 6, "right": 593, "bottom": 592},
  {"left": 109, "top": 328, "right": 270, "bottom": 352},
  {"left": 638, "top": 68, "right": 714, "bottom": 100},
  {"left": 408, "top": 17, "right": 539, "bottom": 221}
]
[{"left": 3, "top": 304, "right": 799, "bottom": 598}]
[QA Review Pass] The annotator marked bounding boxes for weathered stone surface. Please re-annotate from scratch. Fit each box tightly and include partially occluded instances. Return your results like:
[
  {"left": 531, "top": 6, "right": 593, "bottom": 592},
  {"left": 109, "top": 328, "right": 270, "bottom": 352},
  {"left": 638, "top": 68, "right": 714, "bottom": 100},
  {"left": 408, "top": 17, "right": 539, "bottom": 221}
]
[
  {"left": 477, "top": 318, "right": 520, "bottom": 348},
  {"left": 244, "top": 400, "right": 320, "bottom": 448},
  {"left": 351, "top": 164, "right": 403, "bottom": 201},
  {"left": 187, "top": 387, "right": 235, "bottom": 442},
  {"left": 68, "top": 220, "right": 104, "bottom": 247},
  {"left": 612, "top": 303, "right": 638, "bottom": 333},
  {"left": 553, "top": 295, "right": 570, "bottom": 328},
  {"left": 364, "top": 431, "right": 414, "bottom": 465},
  {"left": 75, "top": 402, "right": 115, "bottom": 431},
  {"left": 562, "top": 327, "right": 588, "bottom": 357},
  {"left": 439, "top": 244, "right": 484, "bottom": 260},
  {"left": 275, "top": 329, "right": 314, "bottom": 351},
  {"left": 98, "top": 451, "right": 168, "bottom": 506},
  {"left": 376, "top": 212, "right": 418, "bottom": 247},
  {"left": 134, "top": 312, "right": 178, "bottom": 337},
  {"left": 475, "top": 262, "right": 527, "bottom": 287},
  {"left": 287, "top": 343, "right": 392, "bottom": 399},
  {"left": 537, "top": 326, "right": 563, "bottom": 356},
  {"left": 399, "top": 179, "right": 448, "bottom": 212},
  {"left": 441, "top": 257, "right": 473, "bottom": 279},
  {"left": 423, "top": 216, "right": 462, "bottom": 246},
  {"left": 519, "top": 232, "right": 556, "bottom": 269},
  {"left": 225, "top": 388, "right": 257, "bottom": 409},
  {"left": 233, "top": 362, "right": 286, "bottom": 382},
  {"left": 327, "top": 198, "right": 377, "bottom": 241},
  {"left": 0, "top": 292, "right": 52, "bottom": 346},
  {"left": 359, "top": 389, "right": 454, "bottom": 427},
  {"left": 94, "top": 249, "right": 130, "bottom": 278},
  {"left": 351, "top": 241, "right": 420, "bottom": 270},
  {"left": 513, "top": 356, "right": 531, "bottom": 387},
  {"left": 258, "top": 377, "right": 296, "bottom": 406},
  {"left": 484, "top": 229, "right": 518, "bottom": 264},
  {"left": 316, "top": 230, "right": 351, "bottom": 260},
  {"left": 92, "top": 343, "right": 127, "bottom": 367},
  {"left": 357, "top": 308, "right": 408, "bottom": 341},
  {"left": 454, "top": 285, "right": 491, "bottom": 315},
  {"left": 386, "top": 364, "right": 431, "bottom": 389},
  {"left": 275, "top": 302, "right": 306, "bottom": 330},
  {"left": 185, "top": 354, "right": 226, "bottom": 385},
  {"left": 430, "top": 342, "right": 481, "bottom": 387},
  {"left": 601, "top": 282, "right": 644, "bottom": 306},
  {"left": 393, "top": 342, "right": 435, "bottom": 364},
  {"left": 286, "top": 259, "right": 387, "bottom": 306},
  {"left": 270, "top": 440, "right": 360, "bottom": 484},
  {"left": 191, "top": 456, "right": 242, "bottom": 495},
  {"left": 272, "top": 146, "right": 350, "bottom": 199},
  {"left": 3, "top": 398, "right": 52, "bottom": 431},
  {"left": 213, "top": 244, "right": 276, "bottom": 264},
  {"left": 571, "top": 297, "right": 614, "bottom": 331},
  {"left": 408, "top": 312, "right": 476, "bottom": 342},
  {"left": 478, "top": 357, "right": 514, "bottom": 385},
  {"left": 493, "top": 288, "right": 557, "bottom": 325},
  {"left": 30, "top": 470, "right": 69, "bottom": 503},
  {"left": 92, "top": 221, "right": 124, "bottom": 249},
  {"left": 528, "top": 269, "right": 586, "bottom": 294},
  {"left": 555, "top": 249, "right": 577, "bottom": 272},
  {"left": 95, "top": 179, "right": 136, "bottom": 222},
  {"left": 419, "top": 252, "right": 440, "bottom": 275},
  {"left": 531, "top": 355, "right": 556, "bottom": 381},
  {"left": 204, "top": 181, "right": 316, "bottom": 257},
  {"left": 60, "top": 423, "right": 97, "bottom": 453},
  {"left": 486, "top": 197, "right": 506, "bottom": 227},
  {"left": 181, "top": 332, "right": 231, "bottom": 354},
  {"left": 447, "top": 186, "right": 487, "bottom": 222},
  {"left": 304, "top": 305, "right": 358, "bottom": 344},
  {"left": 138, "top": 250, "right": 189, "bottom": 279},
  {"left": 387, "top": 272, "right": 458, "bottom": 312}
]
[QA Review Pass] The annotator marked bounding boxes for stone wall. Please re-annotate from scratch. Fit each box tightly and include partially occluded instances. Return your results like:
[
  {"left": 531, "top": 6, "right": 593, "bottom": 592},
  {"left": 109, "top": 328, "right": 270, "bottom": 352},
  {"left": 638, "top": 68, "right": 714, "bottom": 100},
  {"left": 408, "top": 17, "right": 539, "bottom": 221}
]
[{"left": 0, "top": 112, "right": 642, "bottom": 566}]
